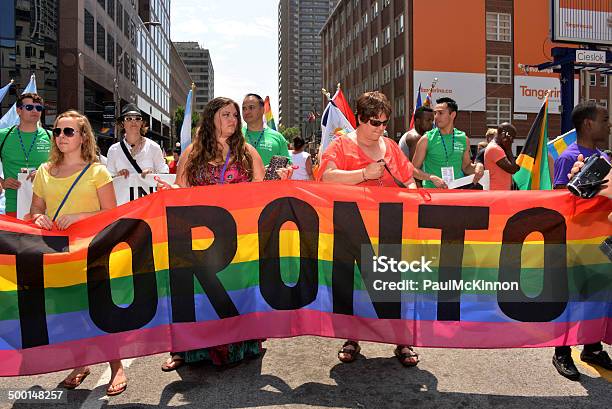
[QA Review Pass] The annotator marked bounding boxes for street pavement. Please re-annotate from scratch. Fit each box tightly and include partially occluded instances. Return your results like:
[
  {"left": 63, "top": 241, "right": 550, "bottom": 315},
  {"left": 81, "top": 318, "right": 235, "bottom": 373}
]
[{"left": 0, "top": 337, "right": 610, "bottom": 409}]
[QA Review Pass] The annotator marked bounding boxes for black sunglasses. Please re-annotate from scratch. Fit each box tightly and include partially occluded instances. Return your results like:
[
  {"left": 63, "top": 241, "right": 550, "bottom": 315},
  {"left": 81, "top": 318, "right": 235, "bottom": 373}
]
[
  {"left": 52, "top": 127, "right": 79, "bottom": 137},
  {"left": 368, "top": 118, "right": 389, "bottom": 127},
  {"left": 18, "top": 104, "right": 44, "bottom": 112}
]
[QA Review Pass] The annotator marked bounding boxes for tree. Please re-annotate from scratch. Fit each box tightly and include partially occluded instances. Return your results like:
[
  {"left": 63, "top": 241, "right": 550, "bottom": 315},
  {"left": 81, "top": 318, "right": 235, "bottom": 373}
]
[
  {"left": 280, "top": 126, "right": 300, "bottom": 143},
  {"left": 173, "top": 105, "right": 200, "bottom": 137}
]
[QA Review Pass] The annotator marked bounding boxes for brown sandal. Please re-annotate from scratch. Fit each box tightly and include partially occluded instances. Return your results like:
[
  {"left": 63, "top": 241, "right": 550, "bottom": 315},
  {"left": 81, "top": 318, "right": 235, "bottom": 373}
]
[
  {"left": 338, "top": 340, "right": 361, "bottom": 363},
  {"left": 59, "top": 368, "right": 91, "bottom": 389},
  {"left": 161, "top": 355, "right": 185, "bottom": 372},
  {"left": 394, "top": 345, "right": 419, "bottom": 367}
]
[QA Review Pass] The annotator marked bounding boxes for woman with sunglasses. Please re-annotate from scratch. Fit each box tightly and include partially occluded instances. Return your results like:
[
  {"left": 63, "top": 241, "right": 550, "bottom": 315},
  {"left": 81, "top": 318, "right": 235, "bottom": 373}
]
[
  {"left": 155, "top": 97, "right": 276, "bottom": 372},
  {"left": 106, "top": 103, "right": 168, "bottom": 178},
  {"left": 318, "top": 91, "right": 420, "bottom": 367},
  {"left": 27, "top": 110, "right": 127, "bottom": 396}
]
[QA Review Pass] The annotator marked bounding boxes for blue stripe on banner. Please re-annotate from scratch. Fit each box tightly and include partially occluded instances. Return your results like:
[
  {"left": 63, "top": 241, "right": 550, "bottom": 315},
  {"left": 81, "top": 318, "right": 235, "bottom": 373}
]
[{"left": 0, "top": 287, "right": 610, "bottom": 349}]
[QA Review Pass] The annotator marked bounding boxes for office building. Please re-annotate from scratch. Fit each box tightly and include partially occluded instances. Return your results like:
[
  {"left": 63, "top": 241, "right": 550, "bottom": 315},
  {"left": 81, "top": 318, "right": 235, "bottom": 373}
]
[
  {"left": 278, "top": 0, "right": 338, "bottom": 134},
  {"left": 173, "top": 42, "right": 214, "bottom": 114}
]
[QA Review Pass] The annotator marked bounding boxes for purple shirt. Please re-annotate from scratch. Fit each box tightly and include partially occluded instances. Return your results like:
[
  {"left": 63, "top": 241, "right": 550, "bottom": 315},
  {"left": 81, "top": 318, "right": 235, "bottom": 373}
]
[{"left": 553, "top": 142, "right": 608, "bottom": 187}]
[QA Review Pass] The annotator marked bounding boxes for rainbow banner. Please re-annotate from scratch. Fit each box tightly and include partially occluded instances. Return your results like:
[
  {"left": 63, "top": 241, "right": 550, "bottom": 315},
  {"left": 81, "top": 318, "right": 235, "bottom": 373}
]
[{"left": 0, "top": 182, "right": 610, "bottom": 376}]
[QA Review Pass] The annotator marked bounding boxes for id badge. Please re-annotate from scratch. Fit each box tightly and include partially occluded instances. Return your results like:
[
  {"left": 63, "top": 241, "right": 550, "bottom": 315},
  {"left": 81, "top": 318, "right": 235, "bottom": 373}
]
[
  {"left": 441, "top": 166, "right": 455, "bottom": 184},
  {"left": 20, "top": 167, "right": 36, "bottom": 174}
]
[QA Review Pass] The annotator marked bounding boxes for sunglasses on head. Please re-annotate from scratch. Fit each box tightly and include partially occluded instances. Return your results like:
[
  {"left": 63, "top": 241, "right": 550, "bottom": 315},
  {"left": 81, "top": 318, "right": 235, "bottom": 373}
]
[
  {"left": 52, "top": 127, "right": 79, "bottom": 137},
  {"left": 368, "top": 118, "right": 389, "bottom": 127},
  {"left": 124, "top": 116, "right": 142, "bottom": 122},
  {"left": 18, "top": 104, "right": 44, "bottom": 112}
]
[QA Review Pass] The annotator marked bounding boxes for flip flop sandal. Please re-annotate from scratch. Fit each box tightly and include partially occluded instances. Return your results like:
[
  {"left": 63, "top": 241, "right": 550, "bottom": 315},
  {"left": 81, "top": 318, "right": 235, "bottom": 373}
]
[
  {"left": 394, "top": 345, "right": 419, "bottom": 367},
  {"left": 59, "top": 369, "right": 91, "bottom": 389},
  {"left": 106, "top": 381, "right": 127, "bottom": 397},
  {"left": 338, "top": 340, "right": 361, "bottom": 363},
  {"left": 161, "top": 355, "right": 185, "bottom": 372}
]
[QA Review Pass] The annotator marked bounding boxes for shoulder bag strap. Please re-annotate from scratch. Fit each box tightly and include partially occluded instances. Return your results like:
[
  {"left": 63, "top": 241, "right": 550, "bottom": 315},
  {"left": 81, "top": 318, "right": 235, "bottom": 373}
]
[
  {"left": 52, "top": 163, "right": 92, "bottom": 222},
  {"left": 119, "top": 138, "right": 143, "bottom": 174}
]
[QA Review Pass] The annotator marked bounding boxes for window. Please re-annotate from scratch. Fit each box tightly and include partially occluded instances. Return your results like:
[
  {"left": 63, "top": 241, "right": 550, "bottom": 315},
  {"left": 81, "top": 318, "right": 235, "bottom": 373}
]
[
  {"left": 486, "top": 55, "right": 512, "bottom": 84},
  {"left": 601, "top": 75, "right": 608, "bottom": 87},
  {"left": 394, "top": 14, "right": 404, "bottom": 36},
  {"left": 486, "top": 12, "right": 511, "bottom": 42},
  {"left": 117, "top": 44, "right": 123, "bottom": 74},
  {"left": 486, "top": 98, "right": 512, "bottom": 126},
  {"left": 362, "top": 12, "right": 368, "bottom": 27},
  {"left": 117, "top": 2, "right": 123, "bottom": 28},
  {"left": 372, "top": 71, "right": 379, "bottom": 90},
  {"left": 394, "top": 55, "right": 405, "bottom": 78},
  {"left": 382, "top": 64, "right": 391, "bottom": 84},
  {"left": 589, "top": 73, "right": 597, "bottom": 87},
  {"left": 106, "top": 33, "right": 114, "bottom": 66},
  {"left": 395, "top": 96, "right": 405, "bottom": 117},
  {"left": 383, "top": 26, "right": 391, "bottom": 45},
  {"left": 96, "top": 22, "right": 105, "bottom": 59},
  {"left": 371, "top": 1, "right": 379, "bottom": 19},
  {"left": 84, "top": 9, "right": 94, "bottom": 49},
  {"left": 383, "top": 0, "right": 391, "bottom": 7},
  {"left": 600, "top": 99, "right": 608, "bottom": 109},
  {"left": 363, "top": 45, "right": 368, "bottom": 63},
  {"left": 97, "top": 0, "right": 105, "bottom": 10},
  {"left": 107, "top": 0, "right": 114, "bottom": 19},
  {"left": 372, "top": 35, "right": 379, "bottom": 53}
]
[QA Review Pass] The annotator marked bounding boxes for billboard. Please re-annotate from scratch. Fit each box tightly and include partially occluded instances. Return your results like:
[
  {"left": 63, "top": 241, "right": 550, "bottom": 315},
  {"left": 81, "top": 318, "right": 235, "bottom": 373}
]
[
  {"left": 413, "top": 0, "right": 486, "bottom": 112},
  {"left": 514, "top": 0, "right": 579, "bottom": 113},
  {"left": 552, "top": 0, "right": 612, "bottom": 46}
]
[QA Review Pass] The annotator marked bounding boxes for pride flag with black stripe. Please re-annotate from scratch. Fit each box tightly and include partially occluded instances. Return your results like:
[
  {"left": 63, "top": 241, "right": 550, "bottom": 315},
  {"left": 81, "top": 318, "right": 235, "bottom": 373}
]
[{"left": 513, "top": 96, "right": 553, "bottom": 190}]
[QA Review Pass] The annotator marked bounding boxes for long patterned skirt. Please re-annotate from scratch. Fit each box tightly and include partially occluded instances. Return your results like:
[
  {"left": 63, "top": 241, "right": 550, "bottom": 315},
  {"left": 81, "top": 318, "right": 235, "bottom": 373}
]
[{"left": 176, "top": 340, "right": 263, "bottom": 366}]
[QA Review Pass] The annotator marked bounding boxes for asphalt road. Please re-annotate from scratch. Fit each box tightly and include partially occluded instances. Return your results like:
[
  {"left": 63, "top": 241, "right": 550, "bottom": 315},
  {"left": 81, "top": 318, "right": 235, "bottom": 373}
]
[{"left": 0, "top": 337, "right": 610, "bottom": 409}]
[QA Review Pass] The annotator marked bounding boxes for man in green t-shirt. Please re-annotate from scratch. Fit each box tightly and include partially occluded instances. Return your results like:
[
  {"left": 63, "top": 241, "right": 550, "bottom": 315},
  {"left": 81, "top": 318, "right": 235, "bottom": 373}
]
[
  {"left": 241, "top": 93, "right": 290, "bottom": 166},
  {"left": 0, "top": 93, "right": 52, "bottom": 216},
  {"left": 412, "top": 97, "right": 484, "bottom": 189}
]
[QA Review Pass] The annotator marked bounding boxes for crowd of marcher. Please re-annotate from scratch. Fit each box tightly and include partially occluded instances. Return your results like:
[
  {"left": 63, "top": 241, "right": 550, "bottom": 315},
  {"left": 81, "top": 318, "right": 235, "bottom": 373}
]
[{"left": 0, "top": 90, "right": 610, "bottom": 394}]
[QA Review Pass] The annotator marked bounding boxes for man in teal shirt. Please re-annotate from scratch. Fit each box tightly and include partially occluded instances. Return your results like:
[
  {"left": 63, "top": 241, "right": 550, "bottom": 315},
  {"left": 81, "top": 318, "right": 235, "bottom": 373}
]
[
  {"left": 241, "top": 93, "right": 290, "bottom": 166},
  {"left": 0, "top": 93, "right": 51, "bottom": 216},
  {"left": 412, "top": 97, "right": 484, "bottom": 188}
]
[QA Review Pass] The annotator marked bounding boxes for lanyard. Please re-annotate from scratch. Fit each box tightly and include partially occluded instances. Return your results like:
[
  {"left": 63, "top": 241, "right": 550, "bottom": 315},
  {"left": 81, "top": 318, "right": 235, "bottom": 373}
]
[
  {"left": 219, "top": 150, "right": 232, "bottom": 185},
  {"left": 439, "top": 130, "right": 455, "bottom": 166},
  {"left": 17, "top": 128, "right": 38, "bottom": 167},
  {"left": 249, "top": 129, "right": 265, "bottom": 148}
]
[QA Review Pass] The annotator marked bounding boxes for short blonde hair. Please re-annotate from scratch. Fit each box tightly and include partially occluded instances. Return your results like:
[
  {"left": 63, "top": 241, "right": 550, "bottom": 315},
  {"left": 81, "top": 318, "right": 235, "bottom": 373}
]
[
  {"left": 49, "top": 110, "right": 98, "bottom": 167},
  {"left": 485, "top": 128, "right": 497, "bottom": 142}
]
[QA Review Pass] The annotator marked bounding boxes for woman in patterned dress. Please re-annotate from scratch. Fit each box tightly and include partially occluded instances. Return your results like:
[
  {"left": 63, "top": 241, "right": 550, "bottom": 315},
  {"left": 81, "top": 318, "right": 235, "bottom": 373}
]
[{"left": 156, "top": 97, "right": 267, "bottom": 371}]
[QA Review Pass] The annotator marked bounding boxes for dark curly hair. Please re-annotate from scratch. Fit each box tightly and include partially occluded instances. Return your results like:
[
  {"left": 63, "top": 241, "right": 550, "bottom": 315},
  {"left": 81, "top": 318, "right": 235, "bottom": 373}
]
[{"left": 185, "top": 97, "right": 253, "bottom": 186}]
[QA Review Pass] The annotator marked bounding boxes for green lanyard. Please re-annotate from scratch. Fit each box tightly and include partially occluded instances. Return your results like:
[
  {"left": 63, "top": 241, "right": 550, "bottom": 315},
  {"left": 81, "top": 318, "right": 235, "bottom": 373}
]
[{"left": 439, "top": 130, "right": 455, "bottom": 166}]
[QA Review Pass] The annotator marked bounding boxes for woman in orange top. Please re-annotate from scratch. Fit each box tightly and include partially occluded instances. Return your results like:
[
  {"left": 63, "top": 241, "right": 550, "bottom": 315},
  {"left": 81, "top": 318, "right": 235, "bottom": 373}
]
[{"left": 318, "top": 91, "right": 419, "bottom": 367}]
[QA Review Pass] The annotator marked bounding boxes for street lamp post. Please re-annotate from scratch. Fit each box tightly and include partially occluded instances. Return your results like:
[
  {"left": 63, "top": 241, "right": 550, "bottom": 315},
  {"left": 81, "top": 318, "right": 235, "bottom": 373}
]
[{"left": 114, "top": 20, "right": 162, "bottom": 140}]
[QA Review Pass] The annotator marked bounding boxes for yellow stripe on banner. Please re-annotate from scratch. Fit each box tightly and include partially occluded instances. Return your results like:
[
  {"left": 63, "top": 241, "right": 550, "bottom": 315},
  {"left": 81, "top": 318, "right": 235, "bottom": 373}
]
[{"left": 0, "top": 233, "right": 608, "bottom": 291}]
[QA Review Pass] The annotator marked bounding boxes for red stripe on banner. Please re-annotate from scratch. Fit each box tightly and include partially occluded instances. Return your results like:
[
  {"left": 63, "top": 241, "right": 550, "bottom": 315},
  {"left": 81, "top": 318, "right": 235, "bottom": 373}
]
[{"left": 2, "top": 310, "right": 608, "bottom": 376}]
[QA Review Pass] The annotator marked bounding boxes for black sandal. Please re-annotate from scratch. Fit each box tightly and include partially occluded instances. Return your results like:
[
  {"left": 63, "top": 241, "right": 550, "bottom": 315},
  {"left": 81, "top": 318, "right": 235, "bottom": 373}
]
[
  {"left": 161, "top": 354, "right": 185, "bottom": 372},
  {"left": 338, "top": 340, "right": 361, "bottom": 363},
  {"left": 394, "top": 345, "right": 419, "bottom": 367}
]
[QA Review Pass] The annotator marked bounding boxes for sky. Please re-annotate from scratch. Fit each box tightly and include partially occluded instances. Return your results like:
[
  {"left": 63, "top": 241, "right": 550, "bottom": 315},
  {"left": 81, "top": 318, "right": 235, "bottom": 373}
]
[{"left": 170, "top": 1, "right": 280, "bottom": 120}]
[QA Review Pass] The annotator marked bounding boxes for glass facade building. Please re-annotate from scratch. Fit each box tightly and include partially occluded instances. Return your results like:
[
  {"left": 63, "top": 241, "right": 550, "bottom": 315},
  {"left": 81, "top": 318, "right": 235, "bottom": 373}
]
[{"left": 0, "top": 0, "right": 59, "bottom": 126}]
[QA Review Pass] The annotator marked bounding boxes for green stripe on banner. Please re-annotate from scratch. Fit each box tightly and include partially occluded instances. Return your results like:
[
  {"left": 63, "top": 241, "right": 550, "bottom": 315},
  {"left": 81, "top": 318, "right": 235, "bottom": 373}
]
[{"left": 0, "top": 259, "right": 609, "bottom": 321}]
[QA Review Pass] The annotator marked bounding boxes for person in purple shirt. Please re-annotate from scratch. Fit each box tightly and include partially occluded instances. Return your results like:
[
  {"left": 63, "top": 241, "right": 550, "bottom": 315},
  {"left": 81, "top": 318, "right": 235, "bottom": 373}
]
[
  {"left": 553, "top": 101, "right": 610, "bottom": 189},
  {"left": 551, "top": 101, "right": 612, "bottom": 381}
]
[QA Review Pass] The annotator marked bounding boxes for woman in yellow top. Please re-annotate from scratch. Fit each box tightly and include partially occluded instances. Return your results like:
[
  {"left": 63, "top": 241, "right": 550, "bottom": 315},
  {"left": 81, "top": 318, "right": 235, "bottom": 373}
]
[{"left": 28, "top": 110, "right": 126, "bottom": 396}]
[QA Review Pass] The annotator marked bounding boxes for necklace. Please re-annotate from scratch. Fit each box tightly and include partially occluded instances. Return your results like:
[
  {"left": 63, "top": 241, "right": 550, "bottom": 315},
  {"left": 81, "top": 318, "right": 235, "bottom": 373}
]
[{"left": 128, "top": 136, "right": 145, "bottom": 156}]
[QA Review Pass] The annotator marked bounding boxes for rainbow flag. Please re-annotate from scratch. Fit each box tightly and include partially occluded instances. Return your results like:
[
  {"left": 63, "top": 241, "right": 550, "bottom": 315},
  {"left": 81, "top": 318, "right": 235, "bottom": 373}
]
[
  {"left": 408, "top": 83, "right": 423, "bottom": 129},
  {"left": 264, "top": 96, "right": 277, "bottom": 131},
  {"left": 0, "top": 183, "right": 610, "bottom": 375},
  {"left": 513, "top": 96, "right": 552, "bottom": 190},
  {"left": 548, "top": 129, "right": 577, "bottom": 161}
]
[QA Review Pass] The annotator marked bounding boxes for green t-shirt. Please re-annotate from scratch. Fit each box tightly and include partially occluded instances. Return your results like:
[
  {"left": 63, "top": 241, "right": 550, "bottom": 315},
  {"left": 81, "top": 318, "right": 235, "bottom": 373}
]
[
  {"left": 422, "top": 127, "right": 467, "bottom": 188},
  {"left": 0, "top": 126, "right": 52, "bottom": 212},
  {"left": 243, "top": 127, "right": 290, "bottom": 166}
]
